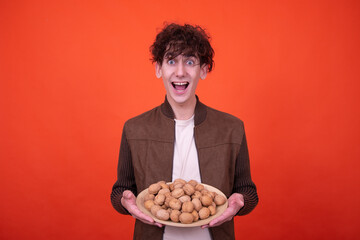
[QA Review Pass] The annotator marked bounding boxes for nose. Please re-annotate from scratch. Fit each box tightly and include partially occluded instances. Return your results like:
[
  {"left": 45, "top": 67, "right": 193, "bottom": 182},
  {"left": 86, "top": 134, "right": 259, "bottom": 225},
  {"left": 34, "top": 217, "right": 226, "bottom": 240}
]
[{"left": 175, "top": 62, "right": 185, "bottom": 77}]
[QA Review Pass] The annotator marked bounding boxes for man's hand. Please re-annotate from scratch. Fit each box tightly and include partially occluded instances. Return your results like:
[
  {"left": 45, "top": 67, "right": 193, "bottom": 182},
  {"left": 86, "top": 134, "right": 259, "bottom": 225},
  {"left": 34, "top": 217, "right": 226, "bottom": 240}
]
[
  {"left": 121, "top": 190, "right": 163, "bottom": 228},
  {"left": 201, "top": 193, "right": 244, "bottom": 228}
]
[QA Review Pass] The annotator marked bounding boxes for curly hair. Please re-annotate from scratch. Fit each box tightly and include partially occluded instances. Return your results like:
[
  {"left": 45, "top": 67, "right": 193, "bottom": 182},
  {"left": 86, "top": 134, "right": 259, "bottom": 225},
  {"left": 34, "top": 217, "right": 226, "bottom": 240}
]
[{"left": 150, "top": 23, "right": 214, "bottom": 72}]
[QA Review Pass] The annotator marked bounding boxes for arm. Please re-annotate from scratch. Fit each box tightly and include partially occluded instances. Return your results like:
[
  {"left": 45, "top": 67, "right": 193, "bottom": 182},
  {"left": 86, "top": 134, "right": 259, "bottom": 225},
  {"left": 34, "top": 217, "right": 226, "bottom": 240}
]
[
  {"left": 232, "top": 132, "right": 258, "bottom": 216},
  {"left": 110, "top": 126, "right": 163, "bottom": 227},
  {"left": 203, "top": 132, "right": 258, "bottom": 228},
  {"left": 110, "top": 127, "right": 137, "bottom": 214}
]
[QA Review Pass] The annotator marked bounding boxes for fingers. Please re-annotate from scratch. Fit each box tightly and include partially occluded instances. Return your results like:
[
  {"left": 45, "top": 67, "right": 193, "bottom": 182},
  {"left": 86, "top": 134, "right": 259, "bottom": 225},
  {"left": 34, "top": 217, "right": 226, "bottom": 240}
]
[
  {"left": 121, "top": 190, "right": 163, "bottom": 228},
  {"left": 201, "top": 224, "right": 209, "bottom": 229},
  {"left": 132, "top": 208, "right": 163, "bottom": 228},
  {"left": 207, "top": 194, "right": 244, "bottom": 227},
  {"left": 228, "top": 193, "right": 244, "bottom": 209},
  {"left": 123, "top": 190, "right": 135, "bottom": 200},
  {"left": 203, "top": 208, "right": 234, "bottom": 228}
]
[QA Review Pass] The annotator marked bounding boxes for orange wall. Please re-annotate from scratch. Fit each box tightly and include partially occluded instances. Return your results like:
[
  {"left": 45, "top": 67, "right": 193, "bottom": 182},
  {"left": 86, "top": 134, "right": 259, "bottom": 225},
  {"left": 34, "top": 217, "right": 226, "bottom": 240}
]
[{"left": 1, "top": 0, "right": 359, "bottom": 239}]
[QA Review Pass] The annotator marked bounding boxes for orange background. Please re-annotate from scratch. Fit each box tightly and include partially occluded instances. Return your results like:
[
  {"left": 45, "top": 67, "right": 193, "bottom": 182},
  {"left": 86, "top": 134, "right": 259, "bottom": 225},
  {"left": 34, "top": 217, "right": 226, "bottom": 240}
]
[{"left": 1, "top": 0, "right": 359, "bottom": 239}]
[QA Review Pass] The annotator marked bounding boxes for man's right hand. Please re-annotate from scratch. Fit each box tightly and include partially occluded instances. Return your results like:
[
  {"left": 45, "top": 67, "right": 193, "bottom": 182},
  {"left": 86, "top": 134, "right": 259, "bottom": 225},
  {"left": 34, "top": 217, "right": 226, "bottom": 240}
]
[{"left": 121, "top": 190, "right": 163, "bottom": 228}]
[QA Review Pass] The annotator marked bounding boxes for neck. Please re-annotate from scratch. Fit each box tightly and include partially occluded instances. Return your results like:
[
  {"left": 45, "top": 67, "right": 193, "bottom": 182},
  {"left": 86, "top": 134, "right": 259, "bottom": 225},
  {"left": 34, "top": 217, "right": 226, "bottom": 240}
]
[{"left": 167, "top": 95, "right": 196, "bottom": 120}]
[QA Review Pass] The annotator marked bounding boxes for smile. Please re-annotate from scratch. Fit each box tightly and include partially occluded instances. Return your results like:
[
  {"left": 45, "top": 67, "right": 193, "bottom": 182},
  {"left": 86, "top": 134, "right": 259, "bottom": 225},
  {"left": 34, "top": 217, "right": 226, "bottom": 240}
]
[{"left": 172, "top": 82, "right": 189, "bottom": 90}]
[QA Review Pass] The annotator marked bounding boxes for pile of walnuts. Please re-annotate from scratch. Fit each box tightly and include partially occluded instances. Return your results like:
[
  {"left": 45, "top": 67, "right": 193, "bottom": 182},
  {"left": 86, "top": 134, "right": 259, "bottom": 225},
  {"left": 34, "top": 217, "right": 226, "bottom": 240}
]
[{"left": 143, "top": 178, "right": 227, "bottom": 224}]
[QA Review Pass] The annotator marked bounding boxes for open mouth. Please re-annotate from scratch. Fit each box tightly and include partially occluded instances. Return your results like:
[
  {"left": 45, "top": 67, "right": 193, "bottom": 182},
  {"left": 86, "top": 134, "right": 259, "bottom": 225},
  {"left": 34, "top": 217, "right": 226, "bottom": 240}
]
[{"left": 172, "top": 82, "right": 189, "bottom": 90}]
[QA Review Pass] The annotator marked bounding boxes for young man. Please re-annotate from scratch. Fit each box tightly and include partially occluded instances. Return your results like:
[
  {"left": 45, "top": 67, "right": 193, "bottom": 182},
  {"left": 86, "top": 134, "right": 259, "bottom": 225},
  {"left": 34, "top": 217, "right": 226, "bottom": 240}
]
[{"left": 111, "top": 23, "right": 258, "bottom": 240}]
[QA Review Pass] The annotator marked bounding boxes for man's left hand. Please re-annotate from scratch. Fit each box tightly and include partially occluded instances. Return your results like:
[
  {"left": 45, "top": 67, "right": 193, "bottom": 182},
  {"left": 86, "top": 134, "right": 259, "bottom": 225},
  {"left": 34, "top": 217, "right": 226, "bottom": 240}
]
[{"left": 201, "top": 193, "right": 244, "bottom": 228}]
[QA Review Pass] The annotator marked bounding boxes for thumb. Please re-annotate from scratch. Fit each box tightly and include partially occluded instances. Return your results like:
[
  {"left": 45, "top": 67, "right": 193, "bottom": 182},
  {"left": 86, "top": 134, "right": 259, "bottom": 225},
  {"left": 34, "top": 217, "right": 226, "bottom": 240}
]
[{"left": 123, "top": 190, "right": 135, "bottom": 200}]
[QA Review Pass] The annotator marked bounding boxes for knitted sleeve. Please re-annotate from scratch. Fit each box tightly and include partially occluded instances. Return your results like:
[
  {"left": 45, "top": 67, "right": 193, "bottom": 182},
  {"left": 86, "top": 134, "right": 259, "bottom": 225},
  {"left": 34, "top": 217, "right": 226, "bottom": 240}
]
[
  {"left": 233, "top": 132, "right": 259, "bottom": 215},
  {"left": 110, "top": 126, "right": 137, "bottom": 215}
]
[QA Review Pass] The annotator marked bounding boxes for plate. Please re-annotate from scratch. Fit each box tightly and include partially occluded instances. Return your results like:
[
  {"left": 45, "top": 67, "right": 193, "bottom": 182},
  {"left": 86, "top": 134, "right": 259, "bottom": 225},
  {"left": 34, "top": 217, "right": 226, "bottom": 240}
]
[{"left": 136, "top": 183, "right": 228, "bottom": 227}]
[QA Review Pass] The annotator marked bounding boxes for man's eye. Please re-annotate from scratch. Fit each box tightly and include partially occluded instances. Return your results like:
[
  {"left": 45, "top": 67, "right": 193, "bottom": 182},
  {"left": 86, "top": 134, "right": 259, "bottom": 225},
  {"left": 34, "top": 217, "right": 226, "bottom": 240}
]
[
  {"left": 186, "top": 60, "right": 194, "bottom": 65},
  {"left": 168, "top": 60, "right": 175, "bottom": 65}
]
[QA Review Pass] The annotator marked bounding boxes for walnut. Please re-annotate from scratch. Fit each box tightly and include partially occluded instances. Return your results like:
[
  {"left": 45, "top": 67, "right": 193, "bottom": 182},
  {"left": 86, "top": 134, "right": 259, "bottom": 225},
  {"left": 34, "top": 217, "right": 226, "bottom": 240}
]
[
  {"left": 181, "top": 201, "right": 194, "bottom": 213},
  {"left": 192, "top": 198, "right": 202, "bottom": 211},
  {"left": 144, "top": 193, "right": 155, "bottom": 201},
  {"left": 179, "top": 212, "right": 194, "bottom": 224},
  {"left": 183, "top": 183, "right": 195, "bottom": 196},
  {"left": 156, "top": 209, "right": 170, "bottom": 221},
  {"left": 169, "top": 198, "right": 182, "bottom": 210},
  {"left": 195, "top": 183, "right": 205, "bottom": 191},
  {"left": 187, "top": 179, "right": 198, "bottom": 187},
  {"left": 192, "top": 210, "right": 199, "bottom": 222},
  {"left": 178, "top": 195, "right": 191, "bottom": 203},
  {"left": 214, "top": 195, "right": 226, "bottom": 206},
  {"left": 150, "top": 205, "right": 162, "bottom": 216},
  {"left": 154, "top": 194, "right": 165, "bottom": 205},
  {"left": 191, "top": 191, "right": 202, "bottom": 199},
  {"left": 208, "top": 205, "right": 216, "bottom": 216},
  {"left": 144, "top": 200, "right": 154, "bottom": 211},
  {"left": 199, "top": 207, "right": 210, "bottom": 220},
  {"left": 158, "top": 188, "right": 170, "bottom": 195},
  {"left": 170, "top": 209, "right": 181, "bottom": 222},
  {"left": 148, "top": 183, "right": 161, "bottom": 194},
  {"left": 171, "top": 188, "right": 185, "bottom": 198},
  {"left": 200, "top": 195, "right": 213, "bottom": 207}
]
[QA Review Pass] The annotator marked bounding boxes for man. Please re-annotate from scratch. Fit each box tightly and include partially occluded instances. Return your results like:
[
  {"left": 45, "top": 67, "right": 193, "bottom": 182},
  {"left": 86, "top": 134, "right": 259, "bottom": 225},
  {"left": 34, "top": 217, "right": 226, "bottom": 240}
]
[{"left": 111, "top": 23, "right": 258, "bottom": 240}]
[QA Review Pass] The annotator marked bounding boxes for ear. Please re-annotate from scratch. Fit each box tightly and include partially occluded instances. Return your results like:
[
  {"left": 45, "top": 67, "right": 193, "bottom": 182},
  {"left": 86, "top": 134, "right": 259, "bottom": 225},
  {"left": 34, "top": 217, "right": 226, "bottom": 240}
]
[
  {"left": 200, "top": 64, "right": 208, "bottom": 80},
  {"left": 155, "top": 62, "right": 162, "bottom": 79}
]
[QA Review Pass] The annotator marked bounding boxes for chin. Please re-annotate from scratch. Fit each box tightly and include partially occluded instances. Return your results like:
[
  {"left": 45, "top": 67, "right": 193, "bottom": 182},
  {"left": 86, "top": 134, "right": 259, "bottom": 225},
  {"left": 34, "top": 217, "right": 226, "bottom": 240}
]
[{"left": 168, "top": 94, "right": 189, "bottom": 105}]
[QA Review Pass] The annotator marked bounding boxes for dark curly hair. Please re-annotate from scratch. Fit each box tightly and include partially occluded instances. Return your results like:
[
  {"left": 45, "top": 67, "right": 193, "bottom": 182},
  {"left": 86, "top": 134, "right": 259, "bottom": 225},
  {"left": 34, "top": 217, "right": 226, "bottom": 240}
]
[{"left": 150, "top": 23, "right": 214, "bottom": 72}]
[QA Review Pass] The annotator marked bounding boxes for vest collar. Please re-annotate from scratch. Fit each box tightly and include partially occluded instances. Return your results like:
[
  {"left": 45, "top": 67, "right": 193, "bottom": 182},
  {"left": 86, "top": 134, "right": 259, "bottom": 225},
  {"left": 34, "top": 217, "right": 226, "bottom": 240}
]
[{"left": 160, "top": 95, "right": 207, "bottom": 126}]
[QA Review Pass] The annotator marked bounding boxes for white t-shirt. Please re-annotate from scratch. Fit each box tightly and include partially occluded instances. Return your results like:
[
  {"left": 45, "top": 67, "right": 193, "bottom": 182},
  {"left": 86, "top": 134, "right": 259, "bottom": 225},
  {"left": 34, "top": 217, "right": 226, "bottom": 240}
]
[{"left": 163, "top": 115, "right": 211, "bottom": 240}]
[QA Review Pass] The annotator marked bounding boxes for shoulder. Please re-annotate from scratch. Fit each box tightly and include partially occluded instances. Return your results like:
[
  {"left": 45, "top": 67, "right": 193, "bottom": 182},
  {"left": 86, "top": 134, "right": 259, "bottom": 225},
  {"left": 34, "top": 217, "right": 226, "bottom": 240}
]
[
  {"left": 125, "top": 106, "right": 161, "bottom": 126},
  {"left": 195, "top": 105, "right": 245, "bottom": 147},
  {"left": 205, "top": 106, "right": 245, "bottom": 130},
  {"left": 123, "top": 105, "right": 173, "bottom": 141}
]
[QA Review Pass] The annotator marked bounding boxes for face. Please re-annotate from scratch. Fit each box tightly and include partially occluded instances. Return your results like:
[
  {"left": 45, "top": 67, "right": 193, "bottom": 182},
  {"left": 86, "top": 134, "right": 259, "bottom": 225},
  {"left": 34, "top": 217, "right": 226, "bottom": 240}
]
[{"left": 155, "top": 54, "right": 207, "bottom": 107}]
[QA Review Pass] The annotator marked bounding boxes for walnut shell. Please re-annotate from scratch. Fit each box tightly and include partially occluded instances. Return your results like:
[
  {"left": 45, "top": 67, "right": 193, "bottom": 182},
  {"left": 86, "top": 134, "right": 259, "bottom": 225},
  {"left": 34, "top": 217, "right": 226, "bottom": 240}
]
[
  {"left": 154, "top": 194, "right": 165, "bottom": 205},
  {"left": 158, "top": 188, "right": 170, "bottom": 195},
  {"left": 192, "top": 198, "right": 202, "bottom": 211},
  {"left": 199, "top": 207, "right": 211, "bottom": 219},
  {"left": 195, "top": 183, "right": 205, "bottom": 191},
  {"left": 156, "top": 209, "right": 170, "bottom": 221},
  {"left": 164, "top": 196, "right": 175, "bottom": 207},
  {"left": 187, "top": 179, "right": 198, "bottom": 187},
  {"left": 171, "top": 188, "right": 185, "bottom": 198},
  {"left": 144, "top": 193, "right": 155, "bottom": 201},
  {"left": 208, "top": 205, "right": 216, "bottom": 216},
  {"left": 170, "top": 209, "right": 181, "bottom": 222},
  {"left": 179, "top": 212, "right": 194, "bottom": 224},
  {"left": 191, "top": 210, "right": 199, "bottom": 222},
  {"left": 169, "top": 198, "right": 182, "bottom": 210},
  {"left": 144, "top": 200, "right": 155, "bottom": 211},
  {"left": 173, "top": 183, "right": 184, "bottom": 189},
  {"left": 174, "top": 178, "right": 186, "bottom": 185},
  {"left": 178, "top": 195, "right": 191, "bottom": 203},
  {"left": 191, "top": 191, "right": 202, "bottom": 199},
  {"left": 150, "top": 205, "right": 162, "bottom": 216},
  {"left": 160, "top": 182, "right": 169, "bottom": 189},
  {"left": 148, "top": 183, "right": 161, "bottom": 194},
  {"left": 214, "top": 195, "right": 226, "bottom": 206},
  {"left": 200, "top": 195, "right": 213, "bottom": 207},
  {"left": 183, "top": 183, "right": 195, "bottom": 196},
  {"left": 209, "top": 191, "right": 216, "bottom": 199},
  {"left": 181, "top": 201, "right": 194, "bottom": 213},
  {"left": 164, "top": 192, "right": 172, "bottom": 198}
]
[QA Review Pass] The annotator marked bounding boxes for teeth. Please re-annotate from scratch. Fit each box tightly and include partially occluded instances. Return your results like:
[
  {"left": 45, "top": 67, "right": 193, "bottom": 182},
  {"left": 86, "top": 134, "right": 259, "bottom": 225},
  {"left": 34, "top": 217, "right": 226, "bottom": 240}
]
[{"left": 173, "top": 82, "right": 188, "bottom": 85}]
